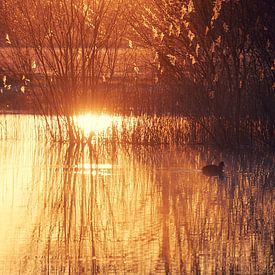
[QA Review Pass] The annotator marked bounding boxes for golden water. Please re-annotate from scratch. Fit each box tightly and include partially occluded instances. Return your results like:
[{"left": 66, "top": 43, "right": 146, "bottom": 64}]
[{"left": 0, "top": 115, "right": 274, "bottom": 274}]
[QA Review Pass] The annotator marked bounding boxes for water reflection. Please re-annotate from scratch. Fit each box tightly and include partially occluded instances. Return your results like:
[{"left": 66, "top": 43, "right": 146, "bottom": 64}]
[{"left": 0, "top": 116, "right": 274, "bottom": 274}]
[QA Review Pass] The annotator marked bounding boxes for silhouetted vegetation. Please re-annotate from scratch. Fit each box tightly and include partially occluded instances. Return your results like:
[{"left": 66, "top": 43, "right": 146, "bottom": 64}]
[
  {"left": 0, "top": 0, "right": 274, "bottom": 148},
  {"left": 128, "top": 0, "right": 275, "bottom": 148}
]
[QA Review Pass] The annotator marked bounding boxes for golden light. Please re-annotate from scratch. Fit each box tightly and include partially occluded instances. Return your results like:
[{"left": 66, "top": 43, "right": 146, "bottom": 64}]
[
  {"left": 75, "top": 163, "right": 113, "bottom": 175},
  {"left": 74, "top": 113, "right": 121, "bottom": 138}
]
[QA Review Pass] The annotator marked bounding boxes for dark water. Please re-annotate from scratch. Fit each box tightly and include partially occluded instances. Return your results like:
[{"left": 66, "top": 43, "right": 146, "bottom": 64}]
[{"left": 0, "top": 115, "right": 274, "bottom": 274}]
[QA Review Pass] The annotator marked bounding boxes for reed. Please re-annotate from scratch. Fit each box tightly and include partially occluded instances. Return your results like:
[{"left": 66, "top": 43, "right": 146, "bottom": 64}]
[
  {"left": 1, "top": 1, "right": 274, "bottom": 149},
  {"left": 1, "top": 114, "right": 274, "bottom": 151}
]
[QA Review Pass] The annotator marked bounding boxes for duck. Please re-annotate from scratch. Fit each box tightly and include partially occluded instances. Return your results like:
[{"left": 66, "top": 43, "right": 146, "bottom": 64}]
[{"left": 202, "top": 161, "right": 224, "bottom": 177}]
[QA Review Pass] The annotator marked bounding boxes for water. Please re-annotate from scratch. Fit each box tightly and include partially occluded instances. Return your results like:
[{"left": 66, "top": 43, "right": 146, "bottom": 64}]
[{"left": 0, "top": 115, "right": 274, "bottom": 274}]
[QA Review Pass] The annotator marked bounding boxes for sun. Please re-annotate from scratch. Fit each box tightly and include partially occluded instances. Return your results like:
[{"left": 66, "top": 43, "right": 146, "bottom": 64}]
[{"left": 74, "top": 113, "right": 121, "bottom": 138}]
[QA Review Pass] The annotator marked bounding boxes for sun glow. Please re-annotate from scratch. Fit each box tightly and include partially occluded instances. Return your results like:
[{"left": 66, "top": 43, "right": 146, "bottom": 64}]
[
  {"left": 75, "top": 113, "right": 121, "bottom": 138},
  {"left": 75, "top": 163, "right": 113, "bottom": 175}
]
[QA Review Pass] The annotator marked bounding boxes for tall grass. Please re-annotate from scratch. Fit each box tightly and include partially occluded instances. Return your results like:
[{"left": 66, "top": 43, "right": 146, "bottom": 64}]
[
  {"left": 1, "top": 1, "right": 273, "bottom": 149},
  {"left": 128, "top": 0, "right": 275, "bottom": 150},
  {"left": 1, "top": 114, "right": 273, "bottom": 150}
]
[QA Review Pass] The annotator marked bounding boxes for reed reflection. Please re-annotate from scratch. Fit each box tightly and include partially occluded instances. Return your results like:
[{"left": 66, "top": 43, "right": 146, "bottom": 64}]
[
  {"left": 19, "top": 146, "right": 273, "bottom": 273},
  {"left": 20, "top": 143, "right": 161, "bottom": 273},
  {"left": 0, "top": 134, "right": 273, "bottom": 274}
]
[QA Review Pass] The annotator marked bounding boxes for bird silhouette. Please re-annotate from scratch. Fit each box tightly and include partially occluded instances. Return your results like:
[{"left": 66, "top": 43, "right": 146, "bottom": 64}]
[{"left": 202, "top": 161, "right": 224, "bottom": 178}]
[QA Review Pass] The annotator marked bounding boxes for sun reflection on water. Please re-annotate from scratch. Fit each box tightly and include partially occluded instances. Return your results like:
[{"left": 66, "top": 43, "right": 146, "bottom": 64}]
[
  {"left": 0, "top": 115, "right": 274, "bottom": 274},
  {"left": 75, "top": 163, "right": 113, "bottom": 175}
]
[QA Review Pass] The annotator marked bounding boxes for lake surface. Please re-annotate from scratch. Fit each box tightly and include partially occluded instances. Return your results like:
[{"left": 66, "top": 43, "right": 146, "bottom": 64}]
[{"left": 0, "top": 115, "right": 274, "bottom": 274}]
